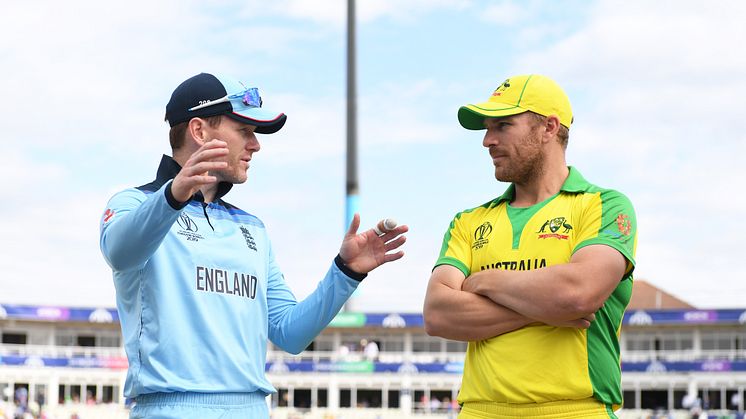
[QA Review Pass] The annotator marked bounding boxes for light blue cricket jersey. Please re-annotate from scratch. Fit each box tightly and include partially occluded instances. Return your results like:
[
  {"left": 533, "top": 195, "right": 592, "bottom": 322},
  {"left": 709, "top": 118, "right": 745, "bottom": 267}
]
[{"left": 99, "top": 155, "right": 362, "bottom": 398}]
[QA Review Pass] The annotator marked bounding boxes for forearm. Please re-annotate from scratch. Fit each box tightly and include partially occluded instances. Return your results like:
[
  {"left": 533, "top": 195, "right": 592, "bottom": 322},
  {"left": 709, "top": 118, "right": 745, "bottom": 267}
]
[
  {"left": 268, "top": 259, "right": 360, "bottom": 354},
  {"left": 466, "top": 263, "right": 606, "bottom": 323},
  {"left": 424, "top": 281, "right": 533, "bottom": 341},
  {"left": 100, "top": 183, "right": 183, "bottom": 271}
]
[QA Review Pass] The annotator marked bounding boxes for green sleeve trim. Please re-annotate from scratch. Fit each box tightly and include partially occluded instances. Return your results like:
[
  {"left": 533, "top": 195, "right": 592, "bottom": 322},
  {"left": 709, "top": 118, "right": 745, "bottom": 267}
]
[
  {"left": 437, "top": 216, "right": 459, "bottom": 260},
  {"left": 587, "top": 277, "right": 632, "bottom": 408},
  {"left": 436, "top": 209, "right": 478, "bottom": 276},
  {"left": 574, "top": 238, "right": 636, "bottom": 277},
  {"left": 437, "top": 208, "right": 477, "bottom": 259},
  {"left": 434, "top": 257, "right": 470, "bottom": 277},
  {"left": 575, "top": 187, "right": 637, "bottom": 275}
]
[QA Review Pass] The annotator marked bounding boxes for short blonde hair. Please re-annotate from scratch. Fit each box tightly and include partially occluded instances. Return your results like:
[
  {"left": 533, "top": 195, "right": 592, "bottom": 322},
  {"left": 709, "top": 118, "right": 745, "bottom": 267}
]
[{"left": 527, "top": 112, "right": 569, "bottom": 149}]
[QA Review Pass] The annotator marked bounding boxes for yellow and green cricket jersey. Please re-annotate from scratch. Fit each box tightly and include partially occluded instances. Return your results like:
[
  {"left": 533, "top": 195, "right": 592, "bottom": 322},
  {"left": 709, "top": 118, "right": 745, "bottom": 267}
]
[{"left": 435, "top": 167, "right": 637, "bottom": 410}]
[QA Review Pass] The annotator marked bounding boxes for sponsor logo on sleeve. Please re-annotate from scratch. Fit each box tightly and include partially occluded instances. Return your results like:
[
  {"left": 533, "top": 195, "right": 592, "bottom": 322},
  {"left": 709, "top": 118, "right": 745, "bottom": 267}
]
[
  {"left": 102, "top": 209, "right": 115, "bottom": 224},
  {"left": 616, "top": 214, "right": 632, "bottom": 236}
]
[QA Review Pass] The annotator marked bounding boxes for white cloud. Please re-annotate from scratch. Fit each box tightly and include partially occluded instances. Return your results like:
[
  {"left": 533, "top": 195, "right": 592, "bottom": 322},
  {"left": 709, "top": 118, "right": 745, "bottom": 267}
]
[
  {"left": 0, "top": 0, "right": 322, "bottom": 159},
  {"left": 236, "top": 0, "right": 471, "bottom": 26},
  {"left": 257, "top": 78, "right": 462, "bottom": 164},
  {"left": 0, "top": 192, "right": 116, "bottom": 306},
  {"left": 481, "top": 2, "right": 532, "bottom": 26},
  {"left": 511, "top": 0, "right": 746, "bottom": 308},
  {"left": 4, "top": 0, "right": 745, "bottom": 313},
  {"left": 4, "top": 151, "right": 69, "bottom": 198},
  {"left": 257, "top": 93, "right": 346, "bottom": 162},
  {"left": 359, "top": 79, "right": 458, "bottom": 147},
  {"left": 518, "top": 1, "right": 746, "bottom": 80}
]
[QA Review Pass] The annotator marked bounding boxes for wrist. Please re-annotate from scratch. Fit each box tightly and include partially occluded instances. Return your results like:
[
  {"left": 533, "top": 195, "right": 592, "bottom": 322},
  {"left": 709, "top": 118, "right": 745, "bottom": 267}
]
[
  {"left": 466, "top": 270, "right": 489, "bottom": 295},
  {"left": 165, "top": 182, "right": 189, "bottom": 210},
  {"left": 334, "top": 254, "right": 367, "bottom": 282}
]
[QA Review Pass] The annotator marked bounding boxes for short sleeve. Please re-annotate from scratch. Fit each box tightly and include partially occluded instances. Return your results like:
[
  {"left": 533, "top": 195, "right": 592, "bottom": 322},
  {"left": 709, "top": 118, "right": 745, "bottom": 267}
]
[
  {"left": 433, "top": 213, "right": 472, "bottom": 277},
  {"left": 574, "top": 190, "right": 637, "bottom": 277}
]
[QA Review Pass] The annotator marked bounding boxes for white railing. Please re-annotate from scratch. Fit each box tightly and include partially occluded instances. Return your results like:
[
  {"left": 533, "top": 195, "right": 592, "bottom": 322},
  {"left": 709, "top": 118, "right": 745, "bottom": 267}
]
[
  {"left": 3, "top": 343, "right": 745, "bottom": 364},
  {"left": 621, "top": 349, "right": 746, "bottom": 362},
  {"left": 0, "top": 343, "right": 125, "bottom": 358},
  {"left": 269, "top": 349, "right": 746, "bottom": 365},
  {"left": 266, "top": 350, "right": 465, "bottom": 364}
]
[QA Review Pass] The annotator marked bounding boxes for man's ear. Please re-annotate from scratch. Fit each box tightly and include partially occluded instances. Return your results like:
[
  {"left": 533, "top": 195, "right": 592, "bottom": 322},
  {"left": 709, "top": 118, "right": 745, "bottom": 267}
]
[
  {"left": 187, "top": 118, "right": 208, "bottom": 145},
  {"left": 543, "top": 115, "right": 561, "bottom": 140}
]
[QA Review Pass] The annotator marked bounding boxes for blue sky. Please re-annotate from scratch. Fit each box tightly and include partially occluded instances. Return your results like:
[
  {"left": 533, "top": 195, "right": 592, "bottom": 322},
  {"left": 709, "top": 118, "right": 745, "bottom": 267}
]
[{"left": 3, "top": 0, "right": 745, "bottom": 311}]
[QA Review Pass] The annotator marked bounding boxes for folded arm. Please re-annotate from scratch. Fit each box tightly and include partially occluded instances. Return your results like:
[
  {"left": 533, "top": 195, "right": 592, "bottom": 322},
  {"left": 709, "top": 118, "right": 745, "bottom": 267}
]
[
  {"left": 462, "top": 244, "right": 627, "bottom": 323},
  {"left": 423, "top": 265, "right": 535, "bottom": 341}
]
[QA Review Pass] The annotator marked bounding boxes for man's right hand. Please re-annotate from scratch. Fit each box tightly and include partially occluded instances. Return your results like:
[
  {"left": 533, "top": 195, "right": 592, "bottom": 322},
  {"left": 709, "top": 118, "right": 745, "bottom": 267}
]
[
  {"left": 545, "top": 312, "right": 597, "bottom": 329},
  {"left": 171, "top": 140, "right": 229, "bottom": 203}
]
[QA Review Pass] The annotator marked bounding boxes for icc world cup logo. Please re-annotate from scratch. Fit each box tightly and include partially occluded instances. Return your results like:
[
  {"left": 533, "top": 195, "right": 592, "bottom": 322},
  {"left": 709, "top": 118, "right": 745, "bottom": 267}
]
[
  {"left": 475, "top": 222, "right": 493, "bottom": 241},
  {"left": 177, "top": 213, "right": 198, "bottom": 232},
  {"left": 472, "top": 222, "right": 492, "bottom": 250}
]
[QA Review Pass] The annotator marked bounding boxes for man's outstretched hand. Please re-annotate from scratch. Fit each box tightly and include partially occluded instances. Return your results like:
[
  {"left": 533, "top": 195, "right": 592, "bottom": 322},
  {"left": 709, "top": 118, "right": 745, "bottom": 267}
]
[{"left": 338, "top": 213, "right": 408, "bottom": 274}]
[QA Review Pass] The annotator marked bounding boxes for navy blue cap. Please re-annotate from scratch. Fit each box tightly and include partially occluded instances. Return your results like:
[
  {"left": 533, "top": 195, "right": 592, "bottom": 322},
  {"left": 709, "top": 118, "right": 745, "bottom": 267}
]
[{"left": 165, "top": 73, "right": 286, "bottom": 134}]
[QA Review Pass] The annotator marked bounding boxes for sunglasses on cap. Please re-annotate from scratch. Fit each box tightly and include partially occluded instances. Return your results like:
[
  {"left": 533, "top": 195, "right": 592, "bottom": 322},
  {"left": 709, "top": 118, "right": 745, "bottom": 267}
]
[{"left": 188, "top": 87, "right": 263, "bottom": 112}]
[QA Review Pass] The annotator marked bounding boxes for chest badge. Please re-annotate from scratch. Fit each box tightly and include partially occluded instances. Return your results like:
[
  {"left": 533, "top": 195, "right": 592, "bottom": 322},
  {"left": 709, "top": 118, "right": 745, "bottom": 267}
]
[
  {"left": 472, "top": 222, "right": 493, "bottom": 250},
  {"left": 176, "top": 213, "right": 204, "bottom": 242},
  {"left": 537, "top": 217, "right": 572, "bottom": 240},
  {"left": 240, "top": 226, "right": 258, "bottom": 251}
]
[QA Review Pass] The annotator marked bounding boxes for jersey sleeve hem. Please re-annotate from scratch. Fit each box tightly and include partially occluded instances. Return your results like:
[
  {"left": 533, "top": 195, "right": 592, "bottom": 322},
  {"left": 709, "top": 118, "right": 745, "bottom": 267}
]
[
  {"left": 334, "top": 254, "right": 367, "bottom": 282},
  {"left": 165, "top": 181, "right": 189, "bottom": 210},
  {"left": 434, "top": 257, "right": 470, "bottom": 277},
  {"left": 574, "top": 238, "right": 636, "bottom": 276}
]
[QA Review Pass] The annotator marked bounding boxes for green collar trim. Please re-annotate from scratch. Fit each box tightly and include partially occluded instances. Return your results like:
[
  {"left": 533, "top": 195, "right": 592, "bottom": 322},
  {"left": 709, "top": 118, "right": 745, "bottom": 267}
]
[{"left": 493, "top": 166, "right": 590, "bottom": 205}]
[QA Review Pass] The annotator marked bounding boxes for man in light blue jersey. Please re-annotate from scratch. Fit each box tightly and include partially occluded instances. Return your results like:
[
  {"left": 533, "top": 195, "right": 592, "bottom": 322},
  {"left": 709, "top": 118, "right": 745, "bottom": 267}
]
[{"left": 99, "top": 73, "right": 408, "bottom": 419}]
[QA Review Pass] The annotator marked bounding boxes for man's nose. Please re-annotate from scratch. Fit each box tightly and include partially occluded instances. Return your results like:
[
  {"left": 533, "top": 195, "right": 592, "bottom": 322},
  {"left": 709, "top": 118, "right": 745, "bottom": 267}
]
[
  {"left": 483, "top": 131, "right": 499, "bottom": 148},
  {"left": 247, "top": 135, "right": 260, "bottom": 152}
]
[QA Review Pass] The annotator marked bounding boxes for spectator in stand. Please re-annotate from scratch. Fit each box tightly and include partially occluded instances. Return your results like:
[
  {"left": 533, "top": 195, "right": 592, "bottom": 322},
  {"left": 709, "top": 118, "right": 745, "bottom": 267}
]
[{"left": 363, "top": 339, "right": 379, "bottom": 361}]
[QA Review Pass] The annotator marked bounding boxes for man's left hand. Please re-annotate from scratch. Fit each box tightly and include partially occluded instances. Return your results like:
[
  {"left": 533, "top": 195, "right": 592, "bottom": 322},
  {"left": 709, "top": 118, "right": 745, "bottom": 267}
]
[{"left": 338, "top": 213, "right": 408, "bottom": 274}]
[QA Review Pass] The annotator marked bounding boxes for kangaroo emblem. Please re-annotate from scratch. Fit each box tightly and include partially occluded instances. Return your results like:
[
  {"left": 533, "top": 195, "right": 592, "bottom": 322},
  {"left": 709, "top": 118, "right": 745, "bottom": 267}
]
[{"left": 538, "top": 217, "right": 573, "bottom": 234}]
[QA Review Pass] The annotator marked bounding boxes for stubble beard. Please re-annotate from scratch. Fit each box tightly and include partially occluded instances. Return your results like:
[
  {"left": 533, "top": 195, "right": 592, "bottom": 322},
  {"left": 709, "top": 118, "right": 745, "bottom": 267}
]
[
  {"left": 494, "top": 129, "right": 545, "bottom": 185},
  {"left": 211, "top": 156, "right": 248, "bottom": 185}
]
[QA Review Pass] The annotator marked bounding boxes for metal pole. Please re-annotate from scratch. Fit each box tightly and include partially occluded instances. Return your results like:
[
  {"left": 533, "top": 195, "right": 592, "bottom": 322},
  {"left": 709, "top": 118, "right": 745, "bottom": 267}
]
[
  {"left": 343, "top": 0, "right": 360, "bottom": 313},
  {"left": 345, "top": 0, "right": 359, "bottom": 233}
]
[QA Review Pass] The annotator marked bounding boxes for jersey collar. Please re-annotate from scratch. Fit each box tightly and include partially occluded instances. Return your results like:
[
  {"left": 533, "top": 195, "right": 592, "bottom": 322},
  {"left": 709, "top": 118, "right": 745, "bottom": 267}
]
[{"left": 494, "top": 166, "right": 590, "bottom": 205}]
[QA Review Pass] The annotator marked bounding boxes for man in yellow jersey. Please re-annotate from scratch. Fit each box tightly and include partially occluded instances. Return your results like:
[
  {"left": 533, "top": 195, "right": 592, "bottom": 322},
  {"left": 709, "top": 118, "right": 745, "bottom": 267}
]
[{"left": 423, "top": 74, "right": 637, "bottom": 419}]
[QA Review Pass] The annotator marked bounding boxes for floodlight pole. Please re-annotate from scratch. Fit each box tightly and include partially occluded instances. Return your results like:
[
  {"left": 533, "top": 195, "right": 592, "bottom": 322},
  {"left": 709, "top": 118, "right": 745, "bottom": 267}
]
[
  {"left": 345, "top": 0, "right": 359, "bottom": 234},
  {"left": 343, "top": 0, "right": 359, "bottom": 313}
]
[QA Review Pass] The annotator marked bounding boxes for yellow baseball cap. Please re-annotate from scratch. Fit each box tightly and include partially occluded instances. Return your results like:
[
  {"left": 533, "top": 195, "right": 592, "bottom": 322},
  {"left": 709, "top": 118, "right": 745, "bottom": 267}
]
[{"left": 458, "top": 74, "right": 573, "bottom": 130}]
